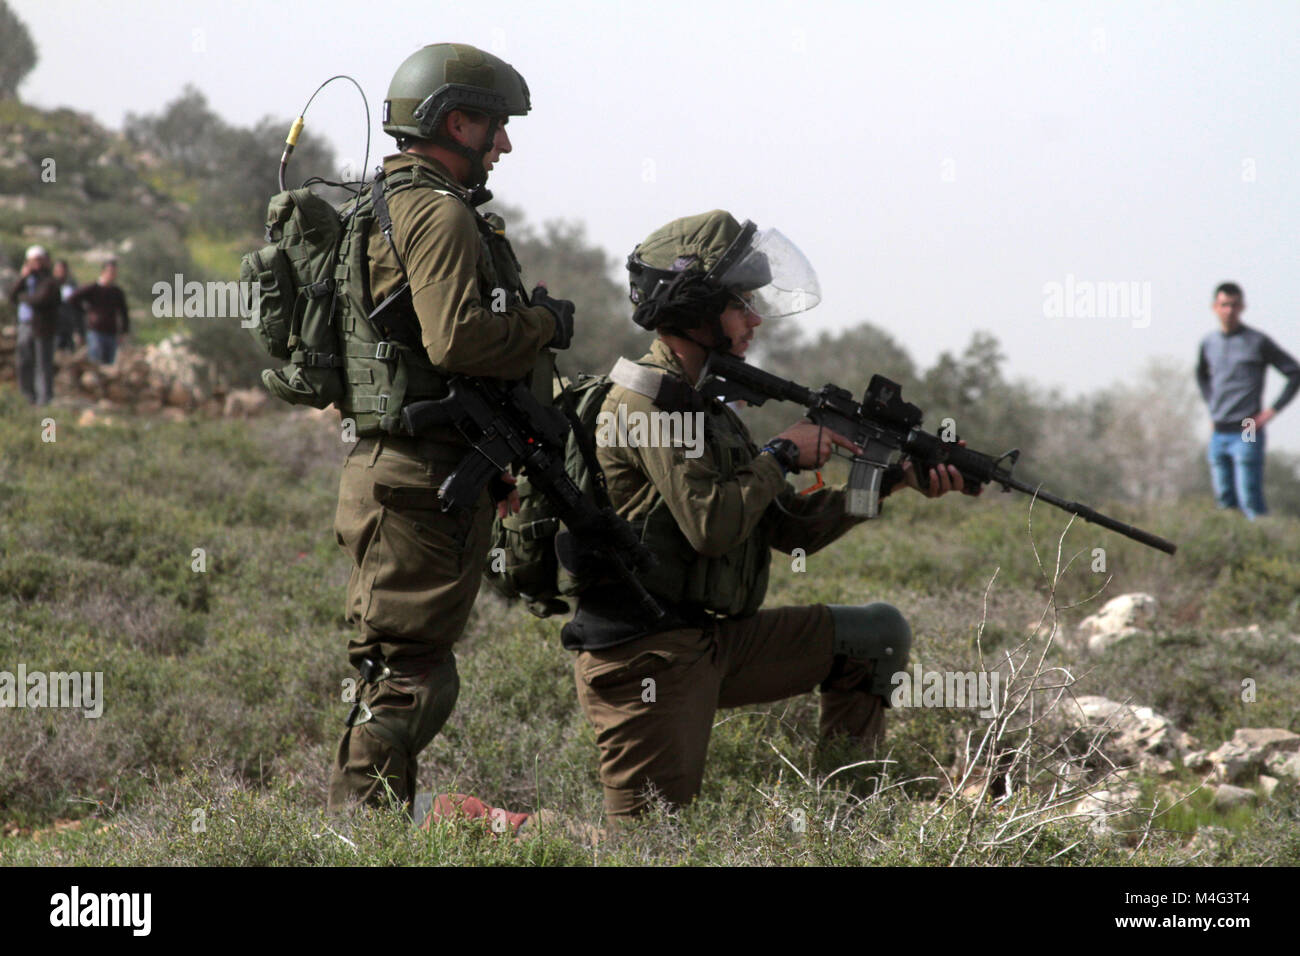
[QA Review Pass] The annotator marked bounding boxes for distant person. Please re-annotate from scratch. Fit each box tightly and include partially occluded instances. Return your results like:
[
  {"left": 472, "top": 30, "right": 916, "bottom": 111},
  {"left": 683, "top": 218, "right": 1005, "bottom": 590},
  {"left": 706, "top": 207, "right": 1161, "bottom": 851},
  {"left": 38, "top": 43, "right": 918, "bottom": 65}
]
[
  {"left": 1195, "top": 281, "right": 1300, "bottom": 518},
  {"left": 6, "top": 245, "right": 59, "bottom": 405},
  {"left": 51, "top": 259, "right": 85, "bottom": 352},
  {"left": 70, "top": 258, "right": 129, "bottom": 365}
]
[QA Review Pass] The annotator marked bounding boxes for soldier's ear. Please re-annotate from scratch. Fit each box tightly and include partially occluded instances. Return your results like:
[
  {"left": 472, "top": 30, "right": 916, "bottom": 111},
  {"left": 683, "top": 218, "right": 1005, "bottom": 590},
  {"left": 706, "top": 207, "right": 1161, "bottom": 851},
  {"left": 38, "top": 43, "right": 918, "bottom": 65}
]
[{"left": 444, "top": 109, "right": 484, "bottom": 146}]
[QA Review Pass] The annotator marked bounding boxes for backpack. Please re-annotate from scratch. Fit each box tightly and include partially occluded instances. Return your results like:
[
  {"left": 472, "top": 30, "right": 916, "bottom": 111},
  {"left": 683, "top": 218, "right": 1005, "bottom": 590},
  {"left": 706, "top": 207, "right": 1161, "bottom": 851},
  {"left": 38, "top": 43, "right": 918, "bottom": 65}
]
[
  {"left": 240, "top": 187, "right": 347, "bottom": 409},
  {"left": 483, "top": 372, "right": 617, "bottom": 617},
  {"left": 239, "top": 169, "right": 453, "bottom": 435}
]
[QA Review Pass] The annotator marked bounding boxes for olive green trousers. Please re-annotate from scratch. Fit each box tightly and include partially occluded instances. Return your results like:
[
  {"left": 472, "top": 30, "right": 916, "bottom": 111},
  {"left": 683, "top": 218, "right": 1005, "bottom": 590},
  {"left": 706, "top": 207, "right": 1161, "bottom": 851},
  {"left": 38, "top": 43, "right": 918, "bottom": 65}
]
[
  {"left": 328, "top": 436, "right": 492, "bottom": 813},
  {"left": 573, "top": 604, "right": 885, "bottom": 819}
]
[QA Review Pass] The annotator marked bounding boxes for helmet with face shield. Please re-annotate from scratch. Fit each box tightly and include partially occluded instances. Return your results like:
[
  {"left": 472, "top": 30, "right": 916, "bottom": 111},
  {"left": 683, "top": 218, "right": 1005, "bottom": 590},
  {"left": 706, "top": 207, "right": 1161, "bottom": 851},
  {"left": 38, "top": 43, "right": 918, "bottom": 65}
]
[{"left": 626, "top": 210, "right": 820, "bottom": 346}]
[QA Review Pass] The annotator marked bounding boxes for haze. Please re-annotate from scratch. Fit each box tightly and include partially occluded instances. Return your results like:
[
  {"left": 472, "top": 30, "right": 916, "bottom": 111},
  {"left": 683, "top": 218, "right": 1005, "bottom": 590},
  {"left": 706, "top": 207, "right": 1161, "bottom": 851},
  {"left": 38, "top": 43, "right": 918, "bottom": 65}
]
[{"left": 13, "top": 0, "right": 1300, "bottom": 450}]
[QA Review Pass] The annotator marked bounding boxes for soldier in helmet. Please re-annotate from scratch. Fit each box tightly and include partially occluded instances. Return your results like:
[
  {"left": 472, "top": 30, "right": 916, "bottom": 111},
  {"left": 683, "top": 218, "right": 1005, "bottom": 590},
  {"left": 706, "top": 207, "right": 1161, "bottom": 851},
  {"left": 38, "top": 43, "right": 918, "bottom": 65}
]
[
  {"left": 329, "top": 43, "right": 575, "bottom": 814},
  {"left": 564, "top": 211, "right": 977, "bottom": 820}
]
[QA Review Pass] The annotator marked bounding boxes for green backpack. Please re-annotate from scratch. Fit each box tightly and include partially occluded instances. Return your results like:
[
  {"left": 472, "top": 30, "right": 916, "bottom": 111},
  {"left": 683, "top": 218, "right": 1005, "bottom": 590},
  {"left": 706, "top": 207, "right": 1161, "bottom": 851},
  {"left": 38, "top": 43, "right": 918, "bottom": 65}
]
[
  {"left": 239, "top": 169, "right": 452, "bottom": 435},
  {"left": 240, "top": 188, "right": 346, "bottom": 409},
  {"left": 483, "top": 372, "right": 617, "bottom": 617}
]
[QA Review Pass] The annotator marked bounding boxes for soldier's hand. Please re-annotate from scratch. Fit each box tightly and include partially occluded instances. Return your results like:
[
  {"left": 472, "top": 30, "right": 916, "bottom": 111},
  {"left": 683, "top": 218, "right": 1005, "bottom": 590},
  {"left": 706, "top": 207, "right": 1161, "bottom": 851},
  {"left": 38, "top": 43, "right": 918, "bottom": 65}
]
[
  {"left": 531, "top": 284, "right": 575, "bottom": 350},
  {"left": 901, "top": 441, "right": 983, "bottom": 498},
  {"left": 774, "top": 420, "right": 861, "bottom": 470},
  {"left": 899, "top": 460, "right": 963, "bottom": 497}
]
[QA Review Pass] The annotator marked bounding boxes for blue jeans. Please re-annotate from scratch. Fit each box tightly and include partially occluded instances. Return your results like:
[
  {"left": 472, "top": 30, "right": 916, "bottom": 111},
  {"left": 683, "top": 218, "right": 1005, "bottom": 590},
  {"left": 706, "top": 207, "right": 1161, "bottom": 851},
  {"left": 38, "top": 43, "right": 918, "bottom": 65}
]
[
  {"left": 86, "top": 330, "right": 118, "bottom": 365},
  {"left": 1208, "top": 429, "right": 1267, "bottom": 518}
]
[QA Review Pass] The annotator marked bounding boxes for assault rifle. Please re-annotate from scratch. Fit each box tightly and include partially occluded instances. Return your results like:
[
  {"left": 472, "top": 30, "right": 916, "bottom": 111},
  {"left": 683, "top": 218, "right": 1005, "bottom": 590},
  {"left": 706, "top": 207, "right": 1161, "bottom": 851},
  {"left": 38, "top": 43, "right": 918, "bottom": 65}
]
[
  {"left": 700, "top": 351, "right": 1177, "bottom": 556},
  {"left": 401, "top": 376, "right": 666, "bottom": 619}
]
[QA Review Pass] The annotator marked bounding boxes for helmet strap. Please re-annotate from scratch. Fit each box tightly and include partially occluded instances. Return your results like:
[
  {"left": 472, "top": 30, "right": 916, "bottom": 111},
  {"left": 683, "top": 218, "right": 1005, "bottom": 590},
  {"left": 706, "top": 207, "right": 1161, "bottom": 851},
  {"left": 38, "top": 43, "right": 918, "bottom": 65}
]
[
  {"left": 666, "top": 314, "right": 731, "bottom": 357},
  {"left": 428, "top": 110, "right": 498, "bottom": 190}
]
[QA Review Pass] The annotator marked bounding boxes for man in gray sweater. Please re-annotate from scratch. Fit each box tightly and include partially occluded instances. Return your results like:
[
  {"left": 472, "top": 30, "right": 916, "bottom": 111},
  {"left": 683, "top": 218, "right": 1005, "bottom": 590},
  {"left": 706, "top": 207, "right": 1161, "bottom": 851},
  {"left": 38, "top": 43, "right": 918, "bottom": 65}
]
[{"left": 1195, "top": 282, "right": 1300, "bottom": 518}]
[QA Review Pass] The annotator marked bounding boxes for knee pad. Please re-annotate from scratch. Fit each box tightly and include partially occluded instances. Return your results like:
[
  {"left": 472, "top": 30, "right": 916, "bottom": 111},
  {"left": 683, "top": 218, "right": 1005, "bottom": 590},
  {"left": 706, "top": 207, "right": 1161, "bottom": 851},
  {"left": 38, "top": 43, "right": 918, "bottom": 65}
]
[
  {"left": 827, "top": 603, "right": 912, "bottom": 699},
  {"left": 354, "top": 656, "right": 460, "bottom": 755}
]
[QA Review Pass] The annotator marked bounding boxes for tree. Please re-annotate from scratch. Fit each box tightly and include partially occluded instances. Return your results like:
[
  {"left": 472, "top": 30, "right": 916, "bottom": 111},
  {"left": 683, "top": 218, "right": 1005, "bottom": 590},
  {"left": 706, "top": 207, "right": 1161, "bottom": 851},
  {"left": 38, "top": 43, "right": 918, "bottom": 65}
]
[
  {"left": 0, "top": 1, "right": 38, "bottom": 100},
  {"left": 125, "top": 86, "right": 339, "bottom": 237},
  {"left": 487, "top": 204, "right": 645, "bottom": 377},
  {"left": 124, "top": 86, "right": 226, "bottom": 175}
]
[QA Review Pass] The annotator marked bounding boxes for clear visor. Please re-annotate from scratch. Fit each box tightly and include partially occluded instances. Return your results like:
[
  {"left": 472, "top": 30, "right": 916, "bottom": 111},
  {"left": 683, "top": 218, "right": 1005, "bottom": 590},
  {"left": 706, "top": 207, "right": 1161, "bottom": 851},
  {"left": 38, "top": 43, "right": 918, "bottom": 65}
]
[{"left": 712, "top": 228, "right": 821, "bottom": 318}]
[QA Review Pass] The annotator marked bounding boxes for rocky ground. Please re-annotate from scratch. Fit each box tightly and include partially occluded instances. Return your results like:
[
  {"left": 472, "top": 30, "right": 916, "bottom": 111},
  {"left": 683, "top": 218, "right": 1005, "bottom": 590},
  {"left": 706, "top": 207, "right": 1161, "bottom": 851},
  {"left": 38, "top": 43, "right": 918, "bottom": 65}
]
[
  {"left": 1058, "top": 593, "right": 1299, "bottom": 841},
  {"left": 0, "top": 326, "right": 273, "bottom": 424}
]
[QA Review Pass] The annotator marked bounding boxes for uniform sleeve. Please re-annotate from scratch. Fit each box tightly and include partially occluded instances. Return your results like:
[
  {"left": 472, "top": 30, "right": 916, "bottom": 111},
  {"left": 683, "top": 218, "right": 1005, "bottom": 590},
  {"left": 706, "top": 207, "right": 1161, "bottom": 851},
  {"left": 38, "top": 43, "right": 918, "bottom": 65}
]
[
  {"left": 393, "top": 190, "right": 555, "bottom": 379},
  {"left": 762, "top": 484, "right": 868, "bottom": 555},
  {"left": 615, "top": 391, "right": 789, "bottom": 558},
  {"left": 1263, "top": 335, "right": 1300, "bottom": 413}
]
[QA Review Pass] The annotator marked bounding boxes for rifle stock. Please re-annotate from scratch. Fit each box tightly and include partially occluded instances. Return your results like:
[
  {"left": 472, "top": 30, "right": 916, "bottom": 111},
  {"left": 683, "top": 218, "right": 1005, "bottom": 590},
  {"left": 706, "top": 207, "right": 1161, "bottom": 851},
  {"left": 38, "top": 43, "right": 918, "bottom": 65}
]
[{"left": 402, "top": 376, "right": 666, "bottom": 619}]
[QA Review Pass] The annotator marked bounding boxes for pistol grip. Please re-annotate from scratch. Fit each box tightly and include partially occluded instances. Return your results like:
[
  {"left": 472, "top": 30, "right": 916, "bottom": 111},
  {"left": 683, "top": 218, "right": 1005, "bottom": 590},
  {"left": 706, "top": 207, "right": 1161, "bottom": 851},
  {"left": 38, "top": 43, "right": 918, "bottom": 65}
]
[{"left": 438, "top": 450, "right": 501, "bottom": 513}]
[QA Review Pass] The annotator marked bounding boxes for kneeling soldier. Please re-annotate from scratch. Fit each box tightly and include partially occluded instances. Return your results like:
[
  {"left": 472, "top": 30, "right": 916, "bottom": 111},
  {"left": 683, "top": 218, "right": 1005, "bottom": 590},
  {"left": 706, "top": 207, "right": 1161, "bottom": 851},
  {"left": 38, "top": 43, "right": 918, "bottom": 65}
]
[{"left": 564, "top": 211, "right": 974, "bottom": 820}]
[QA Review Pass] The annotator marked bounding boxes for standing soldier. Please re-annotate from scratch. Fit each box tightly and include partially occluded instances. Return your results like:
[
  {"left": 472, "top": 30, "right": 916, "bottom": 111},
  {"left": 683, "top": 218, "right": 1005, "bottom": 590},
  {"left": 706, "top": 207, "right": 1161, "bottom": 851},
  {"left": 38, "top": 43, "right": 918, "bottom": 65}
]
[
  {"left": 329, "top": 43, "right": 574, "bottom": 814},
  {"left": 564, "top": 211, "right": 975, "bottom": 821}
]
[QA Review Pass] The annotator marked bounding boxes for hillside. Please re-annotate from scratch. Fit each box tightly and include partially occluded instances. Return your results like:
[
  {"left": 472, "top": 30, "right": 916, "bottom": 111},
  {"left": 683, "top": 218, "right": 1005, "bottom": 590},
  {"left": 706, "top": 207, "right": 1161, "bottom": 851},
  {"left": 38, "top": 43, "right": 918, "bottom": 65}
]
[
  {"left": 2, "top": 94, "right": 1298, "bottom": 868},
  {"left": 1, "top": 388, "right": 1297, "bottom": 866},
  {"left": 0, "top": 98, "right": 194, "bottom": 336}
]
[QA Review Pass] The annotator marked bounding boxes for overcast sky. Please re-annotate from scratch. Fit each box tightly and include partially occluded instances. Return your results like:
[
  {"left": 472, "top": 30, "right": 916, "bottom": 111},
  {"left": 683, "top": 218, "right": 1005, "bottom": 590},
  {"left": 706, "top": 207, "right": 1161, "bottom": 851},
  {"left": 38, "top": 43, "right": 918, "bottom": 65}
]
[{"left": 13, "top": 0, "right": 1300, "bottom": 451}]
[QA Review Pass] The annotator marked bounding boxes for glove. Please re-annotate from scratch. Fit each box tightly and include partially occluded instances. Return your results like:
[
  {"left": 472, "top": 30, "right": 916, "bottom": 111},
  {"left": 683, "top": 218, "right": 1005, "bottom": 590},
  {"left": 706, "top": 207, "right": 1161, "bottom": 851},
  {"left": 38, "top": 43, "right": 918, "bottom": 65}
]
[{"left": 531, "top": 284, "right": 575, "bottom": 350}]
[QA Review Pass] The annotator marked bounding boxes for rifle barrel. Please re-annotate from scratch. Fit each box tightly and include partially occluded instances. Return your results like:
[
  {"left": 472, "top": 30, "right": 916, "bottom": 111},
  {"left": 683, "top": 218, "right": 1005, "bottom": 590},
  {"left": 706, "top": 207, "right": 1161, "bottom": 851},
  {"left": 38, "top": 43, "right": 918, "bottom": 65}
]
[{"left": 999, "top": 474, "right": 1177, "bottom": 555}]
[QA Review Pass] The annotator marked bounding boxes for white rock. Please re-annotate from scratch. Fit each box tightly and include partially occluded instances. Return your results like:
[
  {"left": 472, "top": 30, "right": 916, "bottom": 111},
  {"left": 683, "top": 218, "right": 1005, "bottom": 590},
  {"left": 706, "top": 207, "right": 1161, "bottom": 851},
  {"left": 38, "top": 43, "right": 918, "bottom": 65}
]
[
  {"left": 1076, "top": 593, "right": 1158, "bottom": 652},
  {"left": 224, "top": 388, "right": 269, "bottom": 419},
  {"left": 1206, "top": 728, "right": 1300, "bottom": 784},
  {"left": 1074, "top": 777, "right": 1142, "bottom": 831},
  {"left": 1258, "top": 775, "right": 1279, "bottom": 800},
  {"left": 1265, "top": 750, "right": 1300, "bottom": 784},
  {"left": 1212, "top": 784, "right": 1256, "bottom": 811},
  {"left": 1064, "top": 695, "right": 1198, "bottom": 773}
]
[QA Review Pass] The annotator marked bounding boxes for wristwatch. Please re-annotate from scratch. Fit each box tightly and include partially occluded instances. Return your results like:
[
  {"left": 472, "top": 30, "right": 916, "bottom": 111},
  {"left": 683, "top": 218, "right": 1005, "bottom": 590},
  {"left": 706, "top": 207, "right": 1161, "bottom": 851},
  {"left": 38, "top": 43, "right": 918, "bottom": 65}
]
[{"left": 760, "top": 438, "right": 801, "bottom": 475}]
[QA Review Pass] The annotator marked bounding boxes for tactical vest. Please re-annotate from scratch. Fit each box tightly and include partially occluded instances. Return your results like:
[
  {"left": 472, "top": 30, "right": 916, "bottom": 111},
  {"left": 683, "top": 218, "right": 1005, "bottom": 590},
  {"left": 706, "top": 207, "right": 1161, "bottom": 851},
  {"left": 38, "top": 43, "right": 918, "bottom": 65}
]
[
  {"left": 333, "top": 162, "right": 532, "bottom": 436},
  {"left": 610, "top": 362, "right": 772, "bottom": 618}
]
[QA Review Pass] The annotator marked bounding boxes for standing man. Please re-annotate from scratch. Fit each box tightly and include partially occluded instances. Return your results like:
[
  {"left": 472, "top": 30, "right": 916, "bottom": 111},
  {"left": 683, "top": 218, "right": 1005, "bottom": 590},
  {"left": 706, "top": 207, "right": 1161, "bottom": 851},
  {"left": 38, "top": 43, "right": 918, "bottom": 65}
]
[
  {"left": 52, "top": 260, "right": 84, "bottom": 353},
  {"left": 329, "top": 43, "right": 574, "bottom": 814},
  {"left": 564, "top": 211, "right": 975, "bottom": 821},
  {"left": 7, "top": 245, "right": 59, "bottom": 405},
  {"left": 1196, "top": 282, "right": 1300, "bottom": 518},
  {"left": 70, "top": 258, "right": 129, "bottom": 365}
]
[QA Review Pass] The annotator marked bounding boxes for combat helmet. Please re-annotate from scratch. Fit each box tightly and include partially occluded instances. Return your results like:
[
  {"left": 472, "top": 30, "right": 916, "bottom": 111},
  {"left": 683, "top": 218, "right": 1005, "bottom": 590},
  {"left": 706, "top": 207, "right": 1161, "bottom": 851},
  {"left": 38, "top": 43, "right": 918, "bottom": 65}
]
[
  {"left": 626, "top": 210, "right": 821, "bottom": 346},
  {"left": 383, "top": 43, "right": 531, "bottom": 187}
]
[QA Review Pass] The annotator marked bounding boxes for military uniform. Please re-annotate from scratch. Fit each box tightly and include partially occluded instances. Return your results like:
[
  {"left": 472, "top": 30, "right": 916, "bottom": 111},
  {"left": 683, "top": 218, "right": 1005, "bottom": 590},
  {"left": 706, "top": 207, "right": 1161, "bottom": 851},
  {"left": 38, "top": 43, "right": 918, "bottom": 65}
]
[
  {"left": 329, "top": 148, "right": 556, "bottom": 812},
  {"left": 564, "top": 339, "right": 904, "bottom": 818}
]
